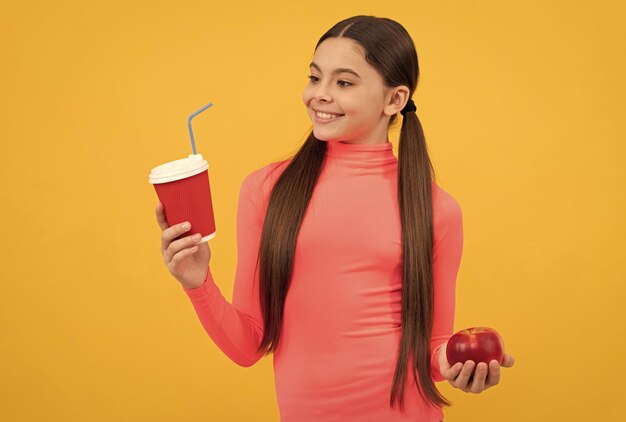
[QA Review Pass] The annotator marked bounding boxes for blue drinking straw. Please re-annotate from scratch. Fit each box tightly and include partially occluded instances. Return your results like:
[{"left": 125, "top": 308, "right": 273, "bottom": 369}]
[{"left": 188, "top": 102, "right": 213, "bottom": 155}]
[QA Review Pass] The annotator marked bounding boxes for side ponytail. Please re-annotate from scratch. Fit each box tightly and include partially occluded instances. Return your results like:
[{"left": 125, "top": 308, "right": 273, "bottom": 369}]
[{"left": 389, "top": 105, "right": 449, "bottom": 411}]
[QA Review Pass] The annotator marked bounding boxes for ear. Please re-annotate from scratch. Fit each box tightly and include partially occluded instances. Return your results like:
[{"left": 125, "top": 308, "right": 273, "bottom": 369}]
[{"left": 383, "top": 86, "right": 411, "bottom": 116}]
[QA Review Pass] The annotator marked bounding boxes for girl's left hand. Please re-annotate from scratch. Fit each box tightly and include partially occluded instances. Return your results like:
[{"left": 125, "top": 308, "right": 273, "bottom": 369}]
[{"left": 437, "top": 341, "right": 515, "bottom": 394}]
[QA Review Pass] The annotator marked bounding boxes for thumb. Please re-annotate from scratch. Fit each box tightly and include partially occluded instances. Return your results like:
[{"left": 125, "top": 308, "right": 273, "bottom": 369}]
[{"left": 502, "top": 354, "right": 515, "bottom": 367}]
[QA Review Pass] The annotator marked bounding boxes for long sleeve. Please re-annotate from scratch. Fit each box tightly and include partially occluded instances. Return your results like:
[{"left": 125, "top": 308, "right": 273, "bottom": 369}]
[
  {"left": 181, "top": 168, "right": 267, "bottom": 367},
  {"left": 429, "top": 185, "right": 464, "bottom": 382}
]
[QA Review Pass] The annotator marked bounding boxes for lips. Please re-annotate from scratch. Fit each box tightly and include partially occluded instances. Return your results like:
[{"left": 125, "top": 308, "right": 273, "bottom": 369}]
[
  {"left": 313, "top": 108, "right": 344, "bottom": 116},
  {"left": 315, "top": 110, "right": 344, "bottom": 116},
  {"left": 314, "top": 113, "right": 343, "bottom": 124}
]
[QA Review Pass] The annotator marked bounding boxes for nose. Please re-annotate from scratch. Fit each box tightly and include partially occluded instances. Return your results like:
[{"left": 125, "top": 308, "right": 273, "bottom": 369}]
[{"left": 313, "top": 83, "right": 332, "bottom": 102}]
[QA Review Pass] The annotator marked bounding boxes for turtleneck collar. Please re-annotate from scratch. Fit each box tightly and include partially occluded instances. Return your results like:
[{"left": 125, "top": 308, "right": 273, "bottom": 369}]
[{"left": 325, "top": 140, "right": 397, "bottom": 167}]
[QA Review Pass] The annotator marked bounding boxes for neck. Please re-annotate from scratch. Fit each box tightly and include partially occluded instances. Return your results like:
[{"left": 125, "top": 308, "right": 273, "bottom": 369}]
[{"left": 324, "top": 140, "right": 397, "bottom": 169}]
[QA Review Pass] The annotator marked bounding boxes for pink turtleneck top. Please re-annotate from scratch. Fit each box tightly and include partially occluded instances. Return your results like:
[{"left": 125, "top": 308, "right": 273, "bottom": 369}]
[{"left": 181, "top": 140, "right": 463, "bottom": 422}]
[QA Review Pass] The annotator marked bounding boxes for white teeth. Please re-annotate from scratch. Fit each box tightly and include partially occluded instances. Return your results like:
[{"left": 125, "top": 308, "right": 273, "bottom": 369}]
[{"left": 316, "top": 111, "right": 342, "bottom": 119}]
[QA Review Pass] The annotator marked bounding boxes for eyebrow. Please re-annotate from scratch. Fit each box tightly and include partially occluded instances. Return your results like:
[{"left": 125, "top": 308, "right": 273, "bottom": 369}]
[{"left": 309, "top": 62, "right": 361, "bottom": 79}]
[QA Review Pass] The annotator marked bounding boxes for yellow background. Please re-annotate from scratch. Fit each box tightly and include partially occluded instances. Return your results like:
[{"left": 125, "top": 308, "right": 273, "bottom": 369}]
[{"left": 2, "top": 0, "right": 624, "bottom": 420}]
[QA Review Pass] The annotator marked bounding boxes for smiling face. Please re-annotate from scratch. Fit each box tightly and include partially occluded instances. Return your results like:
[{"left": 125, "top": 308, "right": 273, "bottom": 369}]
[{"left": 302, "top": 37, "right": 409, "bottom": 145}]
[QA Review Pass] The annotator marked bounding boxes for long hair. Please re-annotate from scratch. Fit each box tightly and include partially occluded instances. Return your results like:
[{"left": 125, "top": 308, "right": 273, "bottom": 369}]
[{"left": 253, "top": 15, "right": 450, "bottom": 412}]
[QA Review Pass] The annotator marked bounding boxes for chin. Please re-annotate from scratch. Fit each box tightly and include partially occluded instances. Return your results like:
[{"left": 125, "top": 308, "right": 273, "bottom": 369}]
[{"left": 311, "top": 128, "right": 329, "bottom": 141}]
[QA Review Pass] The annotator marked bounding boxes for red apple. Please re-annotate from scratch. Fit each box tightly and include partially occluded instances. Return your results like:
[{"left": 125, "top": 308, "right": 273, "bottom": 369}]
[{"left": 446, "top": 327, "right": 505, "bottom": 366}]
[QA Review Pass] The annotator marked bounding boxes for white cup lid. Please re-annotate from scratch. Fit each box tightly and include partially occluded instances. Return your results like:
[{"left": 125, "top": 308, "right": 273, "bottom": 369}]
[{"left": 149, "top": 153, "right": 209, "bottom": 184}]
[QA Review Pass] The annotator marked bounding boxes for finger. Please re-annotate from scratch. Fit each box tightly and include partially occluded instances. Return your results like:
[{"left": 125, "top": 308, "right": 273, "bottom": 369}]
[
  {"left": 171, "top": 243, "right": 199, "bottom": 265},
  {"left": 453, "top": 360, "right": 475, "bottom": 390},
  {"left": 470, "top": 362, "right": 488, "bottom": 393},
  {"left": 453, "top": 362, "right": 464, "bottom": 378},
  {"left": 162, "top": 223, "right": 194, "bottom": 262},
  {"left": 443, "top": 362, "right": 463, "bottom": 381},
  {"left": 485, "top": 360, "right": 501, "bottom": 388},
  {"left": 165, "top": 231, "right": 201, "bottom": 264},
  {"left": 155, "top": 202, "right": 169, "bottom": 231},
  {"left": 167, "top": 236, "right": 200, "bottom": 266}
]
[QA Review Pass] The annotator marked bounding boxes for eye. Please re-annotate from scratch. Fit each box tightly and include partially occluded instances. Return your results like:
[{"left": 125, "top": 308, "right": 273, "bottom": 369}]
[{"left": 307, "top": 75, "right": 352, "bottom": 87}]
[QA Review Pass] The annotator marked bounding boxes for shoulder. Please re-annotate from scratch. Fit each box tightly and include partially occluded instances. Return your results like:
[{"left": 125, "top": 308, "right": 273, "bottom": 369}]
[
  {"left": 240, "top": 159, "right": 292, "bottom": 206},
  {"left": 432, "top": 183, "right": 462, "bottom": 219},
  {"left": 242, "top": 159, "right": 290, "bottom": 191},
  {"left": 432, "top": 183, "right": 463, "bottom": 241}
]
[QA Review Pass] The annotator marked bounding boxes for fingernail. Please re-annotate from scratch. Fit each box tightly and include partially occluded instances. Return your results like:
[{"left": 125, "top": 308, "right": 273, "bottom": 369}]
[{"left": 183, "top": 222, "right": 190, "bottom": 229}]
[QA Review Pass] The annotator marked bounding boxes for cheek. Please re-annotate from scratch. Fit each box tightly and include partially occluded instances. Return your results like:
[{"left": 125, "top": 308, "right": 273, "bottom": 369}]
[{"left": 302, "top": 86, "right": 314, "bottom": 105}]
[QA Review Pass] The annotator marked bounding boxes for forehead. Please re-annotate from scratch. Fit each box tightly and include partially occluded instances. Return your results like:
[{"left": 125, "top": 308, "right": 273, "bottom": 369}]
[{"left": 311, "top": 37, "right": 367, "bottom": 70}]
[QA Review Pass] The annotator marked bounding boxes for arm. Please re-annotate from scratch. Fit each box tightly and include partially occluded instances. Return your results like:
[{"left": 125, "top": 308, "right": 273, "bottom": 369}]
[
  {"left": 429, "top": 185, "right": 464, "bottom": 382},
  {"left": 181, "top": 168, "right": 267, "bottom": 367}
]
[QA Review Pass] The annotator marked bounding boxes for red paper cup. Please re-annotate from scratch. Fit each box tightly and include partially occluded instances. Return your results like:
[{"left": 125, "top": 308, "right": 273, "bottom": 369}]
[{"left": 149, "top": 153, "right": 216, "bottom": 243}]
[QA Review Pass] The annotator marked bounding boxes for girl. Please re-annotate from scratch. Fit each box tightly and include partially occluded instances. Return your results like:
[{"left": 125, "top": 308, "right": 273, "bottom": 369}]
[{"left": 155, "top": 15, "right": 514, "bottom": 422}]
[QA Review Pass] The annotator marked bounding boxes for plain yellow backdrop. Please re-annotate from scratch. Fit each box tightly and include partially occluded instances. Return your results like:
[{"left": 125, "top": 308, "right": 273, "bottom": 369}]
[{"left": 2, "top": 0, "right": 625, "bottom": 420}]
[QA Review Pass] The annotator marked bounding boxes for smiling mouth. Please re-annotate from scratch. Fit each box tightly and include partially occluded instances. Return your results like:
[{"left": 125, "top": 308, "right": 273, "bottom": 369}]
[{"left": 315, "top": 111, "right": 345, "bottom": 120}]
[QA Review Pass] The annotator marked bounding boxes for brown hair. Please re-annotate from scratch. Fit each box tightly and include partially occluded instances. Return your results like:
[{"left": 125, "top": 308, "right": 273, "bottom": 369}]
[{"left": 253, "top": 15, "right": 450, "bottom": 412}]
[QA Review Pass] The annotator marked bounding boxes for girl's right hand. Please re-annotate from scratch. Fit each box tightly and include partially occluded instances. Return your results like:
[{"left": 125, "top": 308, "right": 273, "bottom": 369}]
[{"left": 155, "top": 202, "right": 211, "bottom": 289}]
